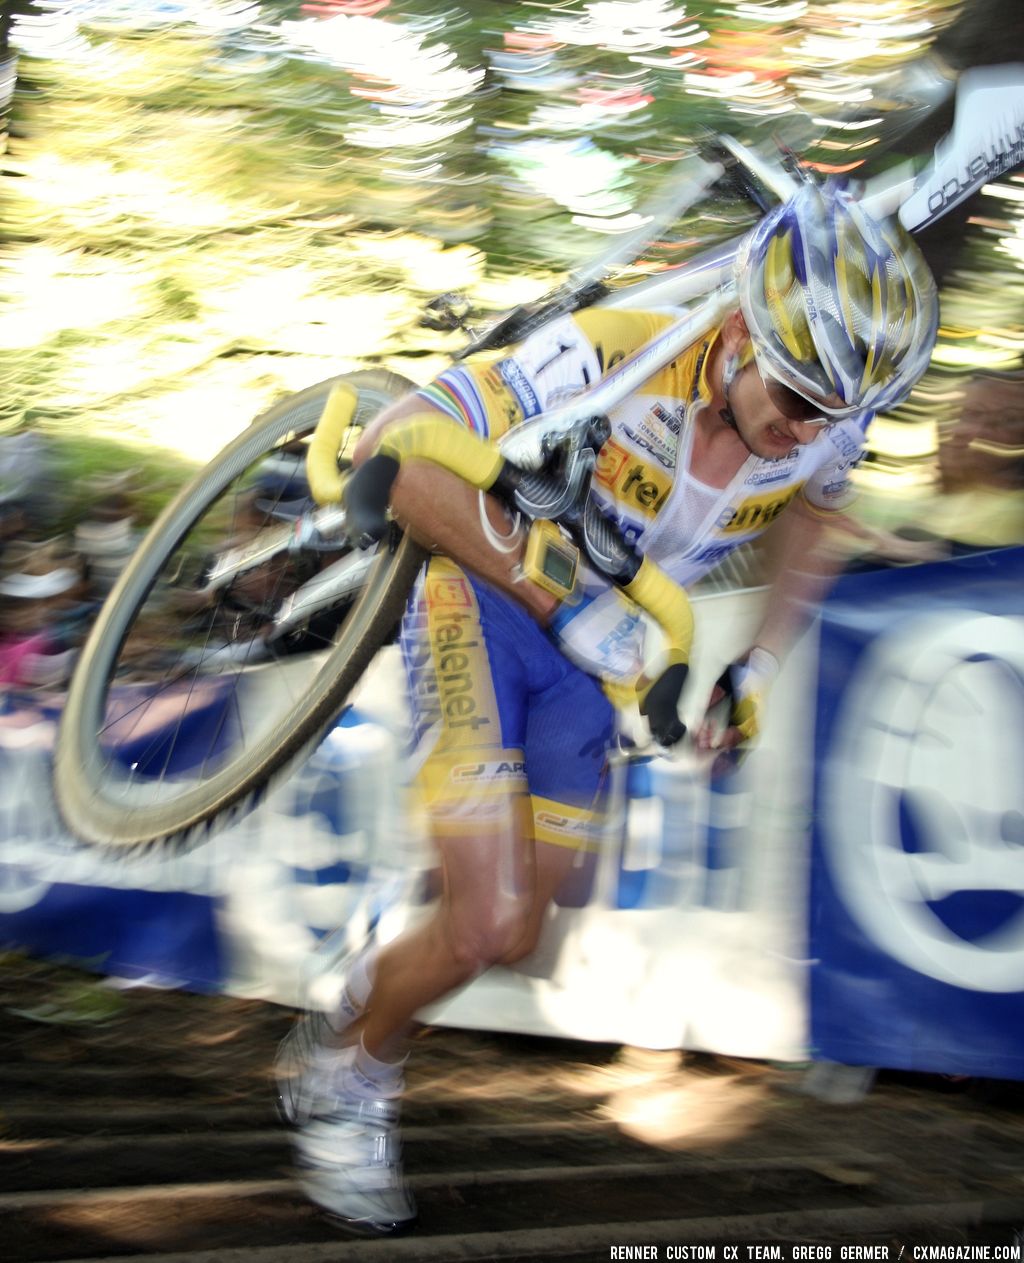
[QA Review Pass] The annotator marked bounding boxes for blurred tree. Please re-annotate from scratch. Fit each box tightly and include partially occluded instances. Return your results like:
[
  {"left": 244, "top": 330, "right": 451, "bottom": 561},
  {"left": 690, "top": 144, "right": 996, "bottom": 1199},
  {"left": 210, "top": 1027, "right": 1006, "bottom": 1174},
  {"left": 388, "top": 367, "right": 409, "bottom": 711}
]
[{"left": 0, "top": 0, "right": 1016, "bottom": 477}]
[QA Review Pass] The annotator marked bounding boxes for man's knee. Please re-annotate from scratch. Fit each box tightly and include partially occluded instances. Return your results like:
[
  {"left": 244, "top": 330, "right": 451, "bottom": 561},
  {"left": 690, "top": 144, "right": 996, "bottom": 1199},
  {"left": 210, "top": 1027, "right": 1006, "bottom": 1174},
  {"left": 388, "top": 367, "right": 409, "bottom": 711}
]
[
  {"left": 447, "top": 904, "right": 532, "bottom": 973},
  {"left": 496, "top": 918, "right": 542, "bottom": 967}
]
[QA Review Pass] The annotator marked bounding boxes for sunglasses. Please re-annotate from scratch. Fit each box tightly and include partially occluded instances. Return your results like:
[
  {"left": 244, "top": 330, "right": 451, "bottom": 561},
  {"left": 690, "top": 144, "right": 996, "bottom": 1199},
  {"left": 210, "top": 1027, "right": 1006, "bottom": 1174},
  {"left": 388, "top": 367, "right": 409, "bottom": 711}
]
[{"left": 750, "top": 347, "right": 846, "bottom": 426}]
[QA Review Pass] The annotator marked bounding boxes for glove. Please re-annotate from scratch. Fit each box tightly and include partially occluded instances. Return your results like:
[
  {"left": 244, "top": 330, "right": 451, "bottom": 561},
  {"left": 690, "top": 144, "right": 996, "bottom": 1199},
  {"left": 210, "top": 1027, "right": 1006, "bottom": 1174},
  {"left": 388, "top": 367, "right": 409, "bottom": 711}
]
[
  {"left": 342, "top": 453, "right": 400, "bottom": 548},
  {"left": 638, "top": 660, "right": 688, "bottom": 747},
  {"left": 706, "top": 646, "right": 779, "bottom": 748}
]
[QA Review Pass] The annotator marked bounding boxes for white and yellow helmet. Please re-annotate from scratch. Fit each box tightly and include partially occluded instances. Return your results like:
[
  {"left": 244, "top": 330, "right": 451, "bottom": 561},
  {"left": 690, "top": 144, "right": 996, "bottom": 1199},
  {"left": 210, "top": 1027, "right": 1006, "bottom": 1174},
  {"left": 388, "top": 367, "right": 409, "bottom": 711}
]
[{"left": 737, "top": 180, "right": 939, "bottom": 418}]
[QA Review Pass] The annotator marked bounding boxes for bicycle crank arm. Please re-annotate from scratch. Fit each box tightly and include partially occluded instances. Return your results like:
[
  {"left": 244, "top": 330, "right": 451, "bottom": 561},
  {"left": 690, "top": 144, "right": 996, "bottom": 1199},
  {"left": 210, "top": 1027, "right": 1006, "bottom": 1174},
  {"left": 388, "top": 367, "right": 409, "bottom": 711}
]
[
  {"left": 199, "top": 504, "right": 348, "bottom": 594},
  {"left": 267, "top": 547, "right": 376, "bottom": 640}
]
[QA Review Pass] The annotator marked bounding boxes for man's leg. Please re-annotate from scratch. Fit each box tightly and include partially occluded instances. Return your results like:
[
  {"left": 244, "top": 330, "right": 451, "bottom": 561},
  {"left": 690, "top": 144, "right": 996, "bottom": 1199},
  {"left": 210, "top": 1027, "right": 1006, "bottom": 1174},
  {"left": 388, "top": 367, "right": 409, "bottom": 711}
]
[
  {"left": 280, "top": 560, "right": 612, "bottom": 1235},
  {"left": 283, "top": 789, "right": 539, "bottom": 1231},
  {"left": 281, "top": 557, "right": 545, "bottom": 1234},
  {"left": 359, "top": 796, "right": 537, "bottom": 1060}
]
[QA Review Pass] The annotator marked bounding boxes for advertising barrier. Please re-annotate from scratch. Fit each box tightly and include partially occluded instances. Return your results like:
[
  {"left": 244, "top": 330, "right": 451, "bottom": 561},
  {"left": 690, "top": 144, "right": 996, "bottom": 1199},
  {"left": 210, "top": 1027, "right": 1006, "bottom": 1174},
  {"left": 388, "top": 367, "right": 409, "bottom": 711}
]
[
  {"left": 0, "top": 593, "right": 812, "bottom": 1060},
  {"left": 0, "top": 693, "right": 412, "bottom": 1006},
  {"left": 811, "top": 547, "right": 1024, "bottom": 1078},
  {"left": 2, "top": 554, "right": 1021, "bottom": 1074}
]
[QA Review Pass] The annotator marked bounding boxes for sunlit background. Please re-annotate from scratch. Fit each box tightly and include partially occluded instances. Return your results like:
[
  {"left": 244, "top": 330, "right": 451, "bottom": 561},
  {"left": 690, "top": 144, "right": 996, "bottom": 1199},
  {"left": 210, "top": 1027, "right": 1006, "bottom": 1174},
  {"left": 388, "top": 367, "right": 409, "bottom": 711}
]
[{"left": 1, "top": 0, "right": 1022, "bottom": 545}]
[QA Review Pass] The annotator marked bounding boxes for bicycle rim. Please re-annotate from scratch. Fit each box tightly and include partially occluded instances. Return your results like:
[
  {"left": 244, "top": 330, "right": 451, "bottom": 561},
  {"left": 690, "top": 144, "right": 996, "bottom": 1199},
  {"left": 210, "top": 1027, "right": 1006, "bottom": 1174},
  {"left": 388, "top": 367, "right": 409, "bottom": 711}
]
[{"left": 55, "top": 370, "right": 426, "bottom": 853}]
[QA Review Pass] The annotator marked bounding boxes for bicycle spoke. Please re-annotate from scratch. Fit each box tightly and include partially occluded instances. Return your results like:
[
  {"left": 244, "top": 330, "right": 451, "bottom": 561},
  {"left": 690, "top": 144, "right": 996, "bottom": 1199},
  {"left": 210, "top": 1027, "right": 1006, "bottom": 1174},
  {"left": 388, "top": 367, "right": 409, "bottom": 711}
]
[
  {"left": 56, "top": 370, "right": 420, "bottom": 847},
  {"left": 93, "top": 435, "right": 351, "bottom": 790}
]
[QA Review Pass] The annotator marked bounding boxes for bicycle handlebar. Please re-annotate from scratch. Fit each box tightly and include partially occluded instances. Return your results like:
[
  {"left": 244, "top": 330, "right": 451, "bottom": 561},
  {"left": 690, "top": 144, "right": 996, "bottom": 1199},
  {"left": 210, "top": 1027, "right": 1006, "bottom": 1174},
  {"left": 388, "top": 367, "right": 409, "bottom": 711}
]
[
  {"left": 306, "top": 382, "right": 357, "bottom": 506},
  {"left": 307, "top": 396, "right": 694, "bottom": 743}
]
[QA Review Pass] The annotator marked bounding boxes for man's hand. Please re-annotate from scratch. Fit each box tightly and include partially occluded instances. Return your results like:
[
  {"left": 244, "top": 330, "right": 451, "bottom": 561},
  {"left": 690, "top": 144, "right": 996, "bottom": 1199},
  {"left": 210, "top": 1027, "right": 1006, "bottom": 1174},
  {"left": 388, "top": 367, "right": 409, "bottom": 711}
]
[
  {"left": 696, "top": 646, "right": 779, "bottom": 752},
  {"left": 638, "top": 661, "right": 689, "bottom": 747}
]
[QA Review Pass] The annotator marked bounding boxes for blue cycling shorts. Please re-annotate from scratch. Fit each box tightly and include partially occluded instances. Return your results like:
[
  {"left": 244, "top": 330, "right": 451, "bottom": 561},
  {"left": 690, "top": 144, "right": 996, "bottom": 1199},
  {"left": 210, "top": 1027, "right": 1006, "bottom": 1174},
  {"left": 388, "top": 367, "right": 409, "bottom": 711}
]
[{"left": 399, "top": 557, "right": 614, "bottom": 848}]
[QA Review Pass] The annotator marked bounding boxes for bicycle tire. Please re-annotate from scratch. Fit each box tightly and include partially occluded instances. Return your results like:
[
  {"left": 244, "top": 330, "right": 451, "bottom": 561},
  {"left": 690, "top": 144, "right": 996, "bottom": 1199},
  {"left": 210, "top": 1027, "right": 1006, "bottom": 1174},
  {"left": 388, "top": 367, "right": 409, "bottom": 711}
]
[{"left": 55, "top": 369, "right": 427, "bottom": 854}]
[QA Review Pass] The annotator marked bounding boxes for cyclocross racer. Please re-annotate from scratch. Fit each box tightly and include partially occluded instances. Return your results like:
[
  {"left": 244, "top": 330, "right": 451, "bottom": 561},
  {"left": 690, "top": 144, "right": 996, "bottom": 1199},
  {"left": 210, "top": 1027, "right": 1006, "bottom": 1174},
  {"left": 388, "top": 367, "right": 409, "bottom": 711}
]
[{"left": 276, "top": 180, "right": 938, "bottom": 1235}]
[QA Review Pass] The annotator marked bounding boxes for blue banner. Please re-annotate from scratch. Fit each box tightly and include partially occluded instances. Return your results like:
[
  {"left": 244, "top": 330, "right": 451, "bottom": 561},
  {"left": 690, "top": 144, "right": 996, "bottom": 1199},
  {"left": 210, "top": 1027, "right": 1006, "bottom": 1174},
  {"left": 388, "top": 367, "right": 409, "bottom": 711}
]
[
  {"left": 0, "top": 688, "right": 392, "bottom": 995},
  {"left": 810, "top": 547, "right": 1024, "bottom": 1078},
  {"left": 0, "top": 688, "right": 231, "bottom": 990}
]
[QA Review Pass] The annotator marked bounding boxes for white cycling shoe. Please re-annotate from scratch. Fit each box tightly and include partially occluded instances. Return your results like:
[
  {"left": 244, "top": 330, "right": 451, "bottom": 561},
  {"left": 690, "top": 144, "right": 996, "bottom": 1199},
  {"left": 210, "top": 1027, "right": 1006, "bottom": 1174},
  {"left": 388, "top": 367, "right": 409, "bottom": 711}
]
[
  {"left": 275, "top": 1008, "right": 340, "bottom": 1128},
  {"left": 290, "top": 1047, "right": 417, "bottom": 1236},
  {"left": 275, "top": 947, "right": 366, "bottom": 1127}
]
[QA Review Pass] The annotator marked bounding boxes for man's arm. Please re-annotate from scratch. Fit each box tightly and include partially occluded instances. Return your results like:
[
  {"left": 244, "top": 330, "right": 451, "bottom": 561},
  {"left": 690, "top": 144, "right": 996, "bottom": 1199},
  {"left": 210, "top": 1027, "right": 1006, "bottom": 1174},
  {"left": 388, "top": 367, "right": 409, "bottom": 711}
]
[
  {"left": 353, "top": 395, "right": 559, "bottom": 625},
  {"left": 697, "top": 494, "right": 842, "bottom": 751},
  {"left": 749, "top": 494, "right": 842, "bottom": 661}
]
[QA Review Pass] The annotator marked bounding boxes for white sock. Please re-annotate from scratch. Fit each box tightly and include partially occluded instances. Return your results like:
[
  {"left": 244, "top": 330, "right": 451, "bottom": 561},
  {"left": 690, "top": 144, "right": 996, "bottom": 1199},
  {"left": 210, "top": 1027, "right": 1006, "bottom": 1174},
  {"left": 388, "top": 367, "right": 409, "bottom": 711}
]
[
  {"left": 326, "top": 944, "right": 378, "bottom": 1033},
  {"left": 344, "top": 1035, "right": 406, "bottom": 1101}
]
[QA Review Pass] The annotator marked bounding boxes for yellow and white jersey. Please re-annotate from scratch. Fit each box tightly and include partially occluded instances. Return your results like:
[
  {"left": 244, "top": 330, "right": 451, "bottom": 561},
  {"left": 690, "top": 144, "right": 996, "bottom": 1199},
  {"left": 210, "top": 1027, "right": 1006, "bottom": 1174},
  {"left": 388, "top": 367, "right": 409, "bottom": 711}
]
[{"left": 416, "top": 307, "right": 867, "bottom": 686}]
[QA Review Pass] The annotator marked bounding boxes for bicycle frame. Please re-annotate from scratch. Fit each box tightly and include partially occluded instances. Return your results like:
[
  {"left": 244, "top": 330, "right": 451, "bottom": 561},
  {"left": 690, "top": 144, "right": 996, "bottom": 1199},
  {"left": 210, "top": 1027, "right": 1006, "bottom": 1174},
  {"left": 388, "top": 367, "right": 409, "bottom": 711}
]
[
  {"left": 226, "top": 63, "right": 1024, "bottom": 636},
  {"left": 497, "top": 289, "right": 733, "bottom": 471}
]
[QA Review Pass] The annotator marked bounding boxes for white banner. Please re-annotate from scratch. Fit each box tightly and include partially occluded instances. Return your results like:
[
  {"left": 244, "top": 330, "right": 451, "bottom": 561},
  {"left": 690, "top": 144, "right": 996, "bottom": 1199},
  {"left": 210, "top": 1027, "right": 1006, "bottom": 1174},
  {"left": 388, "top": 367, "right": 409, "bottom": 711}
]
[{"left": 0, "top": 589, "right": 814, "bottom": 1059}]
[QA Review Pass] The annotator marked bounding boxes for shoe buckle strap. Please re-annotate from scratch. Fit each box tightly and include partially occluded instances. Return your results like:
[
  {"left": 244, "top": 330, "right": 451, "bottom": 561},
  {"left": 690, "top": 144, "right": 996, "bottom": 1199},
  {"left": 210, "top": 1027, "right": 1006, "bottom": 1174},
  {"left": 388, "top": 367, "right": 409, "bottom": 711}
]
[
  {"left": 374, "top": 1133, "right": 397, "bottom": 1166},
  {"left": 357, "top": 1096, "right": 400, "bottom": 1126}
]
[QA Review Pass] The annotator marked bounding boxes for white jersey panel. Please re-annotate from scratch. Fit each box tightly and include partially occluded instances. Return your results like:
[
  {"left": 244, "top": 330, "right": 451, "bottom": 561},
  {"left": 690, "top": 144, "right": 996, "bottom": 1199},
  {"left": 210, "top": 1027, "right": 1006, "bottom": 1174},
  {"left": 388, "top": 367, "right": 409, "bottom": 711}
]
[{"left": 427, "top": 312, "right": 868, "bottom": 689}]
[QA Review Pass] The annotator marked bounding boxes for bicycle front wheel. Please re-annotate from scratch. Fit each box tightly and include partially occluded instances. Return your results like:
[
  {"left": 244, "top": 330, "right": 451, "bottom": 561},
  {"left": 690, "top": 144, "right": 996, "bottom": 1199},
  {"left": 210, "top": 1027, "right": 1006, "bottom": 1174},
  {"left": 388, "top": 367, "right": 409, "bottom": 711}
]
[{"left": 55, "top": 370, "right": 426, "bottom": 853}]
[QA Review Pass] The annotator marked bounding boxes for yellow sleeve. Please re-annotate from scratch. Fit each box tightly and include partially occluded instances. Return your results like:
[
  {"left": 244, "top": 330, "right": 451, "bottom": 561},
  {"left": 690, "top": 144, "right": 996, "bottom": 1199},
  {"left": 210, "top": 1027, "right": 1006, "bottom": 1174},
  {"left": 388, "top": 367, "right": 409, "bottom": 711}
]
[
  {"left": 433, "top": 308, "right": 677, "bottom": 443},
  {"left": 571, "top": 308, "right": 677, "bottom": 369}
]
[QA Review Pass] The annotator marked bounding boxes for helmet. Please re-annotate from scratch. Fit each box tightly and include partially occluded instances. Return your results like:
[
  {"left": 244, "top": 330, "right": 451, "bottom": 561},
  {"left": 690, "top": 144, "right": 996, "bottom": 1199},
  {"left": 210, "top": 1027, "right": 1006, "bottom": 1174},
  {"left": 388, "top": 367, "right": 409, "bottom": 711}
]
[{"left": 737, "top": 180, "right": 938, "bottom": 418}]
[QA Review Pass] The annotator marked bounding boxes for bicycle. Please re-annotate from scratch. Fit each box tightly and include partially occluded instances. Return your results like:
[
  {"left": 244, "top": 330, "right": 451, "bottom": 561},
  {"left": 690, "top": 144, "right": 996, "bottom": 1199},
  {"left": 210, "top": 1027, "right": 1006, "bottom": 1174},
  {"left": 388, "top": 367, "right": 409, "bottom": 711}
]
[{"left": 53, "top": 64, "right": 1024, "bottom": 853}]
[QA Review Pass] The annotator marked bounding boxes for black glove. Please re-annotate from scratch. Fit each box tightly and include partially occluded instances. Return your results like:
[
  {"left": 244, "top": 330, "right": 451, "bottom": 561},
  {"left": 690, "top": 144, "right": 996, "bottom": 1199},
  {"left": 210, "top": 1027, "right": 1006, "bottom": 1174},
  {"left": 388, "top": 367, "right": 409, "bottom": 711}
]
[
  {"left": 342, "top": 454, "right": 400, "bottom": 549},
  {"left": 638, "top": 661, "right": 689, "bottom": 747}
]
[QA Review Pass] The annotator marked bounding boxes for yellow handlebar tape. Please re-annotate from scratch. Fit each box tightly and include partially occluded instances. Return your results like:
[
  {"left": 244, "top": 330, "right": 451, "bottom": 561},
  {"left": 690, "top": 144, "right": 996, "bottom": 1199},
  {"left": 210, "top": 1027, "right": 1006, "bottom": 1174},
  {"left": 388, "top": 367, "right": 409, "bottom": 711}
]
[
  {"left": 378, "top": 415, "right": 504, "bottom": 491},
  {"left": 623, "top": 556, "right": 695, "bottom": 678},
  {"left": 306, "top": 382, "right": 358, "bottom": 505},
  {"left": 307, "top": 391, "right": 505, "bottom": 508},
  {"left": 308, "top": 390, "right": 694, "bottom": 709}
]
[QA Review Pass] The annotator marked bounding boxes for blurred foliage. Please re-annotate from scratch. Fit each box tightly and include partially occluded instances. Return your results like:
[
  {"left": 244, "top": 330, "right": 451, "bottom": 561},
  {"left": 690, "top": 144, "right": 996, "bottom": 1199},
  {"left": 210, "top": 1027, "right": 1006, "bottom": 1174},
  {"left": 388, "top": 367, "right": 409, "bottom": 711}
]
[
  {"left": 43, "top": 430, "right": 198, "bottom": 529},
  {"left": 1, "top": 0, "right": 1020, "bottom": 484},
  {"left": 0, "top": 950, "right": 125, "bottom": 1025}
]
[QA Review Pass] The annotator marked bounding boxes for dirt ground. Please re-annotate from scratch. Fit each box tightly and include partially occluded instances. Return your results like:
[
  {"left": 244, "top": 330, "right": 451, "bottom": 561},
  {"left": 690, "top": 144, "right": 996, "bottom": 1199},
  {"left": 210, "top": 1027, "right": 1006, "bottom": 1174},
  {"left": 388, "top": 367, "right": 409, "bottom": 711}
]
[{"left": 1, "top": 954, "right": 1023, "bottom": 1263}]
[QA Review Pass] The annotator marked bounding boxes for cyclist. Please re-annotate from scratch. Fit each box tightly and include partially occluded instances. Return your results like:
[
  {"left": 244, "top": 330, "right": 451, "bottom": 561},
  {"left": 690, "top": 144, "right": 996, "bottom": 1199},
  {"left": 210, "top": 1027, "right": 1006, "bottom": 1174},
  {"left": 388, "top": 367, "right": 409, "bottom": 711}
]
[{"left": 276, "top": 180, "right": 938, "bottom": 1235}]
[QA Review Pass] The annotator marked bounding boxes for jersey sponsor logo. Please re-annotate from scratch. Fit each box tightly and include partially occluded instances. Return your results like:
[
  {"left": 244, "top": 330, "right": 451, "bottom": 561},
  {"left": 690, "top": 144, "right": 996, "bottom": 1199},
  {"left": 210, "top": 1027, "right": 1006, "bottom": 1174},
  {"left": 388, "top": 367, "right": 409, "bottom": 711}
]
[
  {"left": 595, "top": 610, "right": 644, "bottom": 671},
  {"left": 744, "top": 451, "right": 799, "bottom": 486},
  {"left": 820, "top": 478, "right": 851, "bottom": 499},
  {"left": 426, "top": 575, "right": 473, "bottom": 608},
  {"left": 535, "top": 809, "right": 590, "bottom": 840},
  {"left": 649, "top": 401, "right": 682, "bottom": 436},
  {"left": 595, "top": 439, "right": 672, "bottom": 518},
  {"left": 691, "top": 541, "right": 740, "bottom": 568},
  {"left": 827, "top": 427, "right": 861, "bottom": 461},
  {"left": 479, "top": 366, "right": 525, "bottom": 429},
  {"left": 429, "top": 609, "right": 490, "bottom": 733},
  {"left": 595, "top": 437, "right": 631, "bottom": 486},
  {"left": 451, "top": 759, "right": 526, "bottom": 783},
  {"left": 622, "top": 424, "right": 675, "bottom": 469},
  {"left": 496, "top": 357, "right": 541, "bottom": 419},
  {"left": 424, "top": 570, "right": 495, "bottom": 738},
  {"left": 716, "top": 485, "right": 802, "bottom": 534}
]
